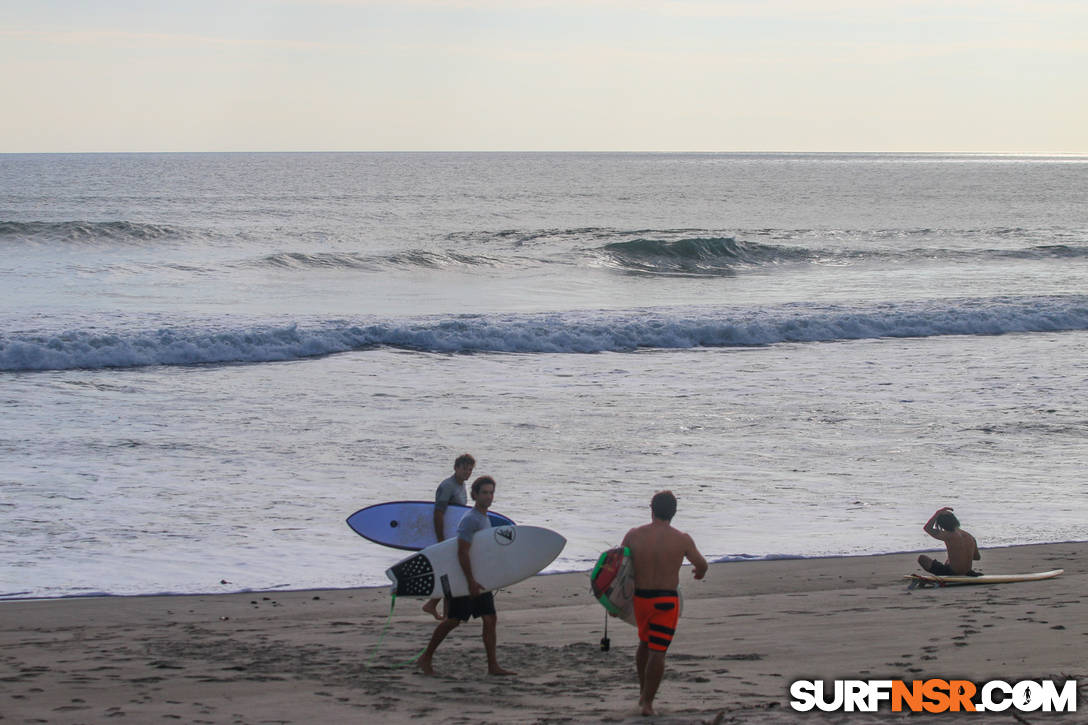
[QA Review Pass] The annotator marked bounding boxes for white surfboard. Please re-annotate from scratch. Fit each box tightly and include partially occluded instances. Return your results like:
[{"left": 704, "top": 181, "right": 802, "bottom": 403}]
[
  {"left": 905, "top": 569, "right": 1064, "bottom": 587},
  {"left": 386, "top": 524, "right": 566, "bottom": 598}
]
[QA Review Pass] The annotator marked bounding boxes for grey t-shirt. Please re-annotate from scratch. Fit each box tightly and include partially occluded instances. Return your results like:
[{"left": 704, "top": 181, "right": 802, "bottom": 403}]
[
  {"left": 457, "top": 507, "right": 492, "bottom": 543},
  {"left": 434, "top": 475, "right": 467, "bottom": 510}
]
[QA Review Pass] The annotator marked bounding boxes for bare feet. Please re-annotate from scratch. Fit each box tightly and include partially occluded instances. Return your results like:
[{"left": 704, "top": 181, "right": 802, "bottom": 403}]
[
  {"left": 417, "top": 657, "right": 436, "bottom": 675},
  {"left": 640, "top": 701, "right": 655, "bottom": 717},
  {"left": 422, "top": 599, "right": 442, "bottom": 621},
  {"left": 488, "top": 666, "right": 516, "bottom": 676}
]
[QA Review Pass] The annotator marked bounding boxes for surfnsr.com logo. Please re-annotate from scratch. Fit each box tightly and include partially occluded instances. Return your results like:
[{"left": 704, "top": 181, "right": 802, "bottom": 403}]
[{"left": 790, "top": 679, "right": 1078, "bottom": 713}]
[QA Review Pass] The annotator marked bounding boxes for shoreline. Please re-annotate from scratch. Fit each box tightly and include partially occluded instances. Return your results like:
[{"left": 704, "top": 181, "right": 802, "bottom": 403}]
[
  {"left": 2, "top": 542, "right": 1084, "bottom": 723},
  {"left": 6, "top": 539, "right": 1087, "bottom": 603}
]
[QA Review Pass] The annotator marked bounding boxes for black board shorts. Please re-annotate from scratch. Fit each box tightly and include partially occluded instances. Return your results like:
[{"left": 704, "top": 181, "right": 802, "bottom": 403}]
[
  {"left": 447, "top": 592, "right": 496, "bottom": 621},
  {"left": 923, "top": 560, "right": 981, "bottom": 577}
]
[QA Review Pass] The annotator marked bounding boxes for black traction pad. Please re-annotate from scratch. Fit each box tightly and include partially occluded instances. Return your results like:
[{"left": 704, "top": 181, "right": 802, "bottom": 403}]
[{"left": 389, "top": 553, "right": 435, "bottom": 596}]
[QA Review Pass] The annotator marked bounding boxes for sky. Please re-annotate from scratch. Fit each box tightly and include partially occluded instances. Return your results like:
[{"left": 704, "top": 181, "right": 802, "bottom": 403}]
[{"left": 1, "top": 0, "right": 1086, "bottom": 153}]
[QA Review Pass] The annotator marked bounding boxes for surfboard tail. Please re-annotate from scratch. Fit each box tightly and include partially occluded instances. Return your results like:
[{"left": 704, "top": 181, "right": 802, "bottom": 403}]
[{"left": 386, "top": 553, "right": 437, "bottom": 597}]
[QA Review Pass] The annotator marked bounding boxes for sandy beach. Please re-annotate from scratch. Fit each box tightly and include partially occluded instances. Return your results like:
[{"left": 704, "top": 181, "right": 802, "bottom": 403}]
[{"left": 2, "top": 542, "right": 1084, "bottom": 724}]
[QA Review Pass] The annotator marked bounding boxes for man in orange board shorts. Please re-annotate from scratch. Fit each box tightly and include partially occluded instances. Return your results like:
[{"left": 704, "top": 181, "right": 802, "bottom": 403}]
[{"left": 621, "top": 490, "right": 708, "bottom": 717}]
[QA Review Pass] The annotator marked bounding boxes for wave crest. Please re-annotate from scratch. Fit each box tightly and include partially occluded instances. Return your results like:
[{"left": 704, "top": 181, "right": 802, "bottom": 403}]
[
  {"left": 250, "top": 249, "right": 504, "bottom": 270},
  {"left": 596, "top": 237, "right": 813, "bottom": 276},
  {"left": 3, "top": 296, "right": 1086, "bottom": 371},
  {"left": 0, "top": 220, "right": 182, "bottom": 244}
]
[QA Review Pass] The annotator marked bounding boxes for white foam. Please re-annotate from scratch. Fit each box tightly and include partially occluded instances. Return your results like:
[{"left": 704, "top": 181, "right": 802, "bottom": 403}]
[{"left": 2, "top": 296, "right": 1086, "bottom": 371}]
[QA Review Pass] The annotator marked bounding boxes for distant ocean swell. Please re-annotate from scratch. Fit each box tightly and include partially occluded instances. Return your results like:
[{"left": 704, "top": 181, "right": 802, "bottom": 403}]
[
  {"left": 246, "top": 238, "right": 1088, "bottom": 276},
  {"left": 3, "top": 296, "right": 1086, "bottom": 372},
  {"left": 0, "top": 220, "right": 184, "bottom": 244},
  {"left": 583, "top": 237, "right": 1088, "bottom": 275},
  {"left": 5, "top": 221, "right": 1085, "bottom": 275},
  {"left": 252, "top": 250, "right": 506, "bottom": 271},
  {"left": 594, "top": 237, "right": 813, "bottom": 275}
]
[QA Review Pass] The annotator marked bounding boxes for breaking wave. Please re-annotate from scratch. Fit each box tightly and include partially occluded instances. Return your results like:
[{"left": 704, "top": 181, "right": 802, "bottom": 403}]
[
  {"left": 3, "top": 295, "right": 1086, "bottom": 371},
  {"left": 596, "top": 237, "right": 814, "bottom": 275},
  {"left": 0, "top": 220, "right": 184, "bottom": 244},
  {"left": 591, "top": 236, "right": 1088, "bottom": 277},
  {"left": 249, "top": 250, "right": 505, "bottom": 270}
]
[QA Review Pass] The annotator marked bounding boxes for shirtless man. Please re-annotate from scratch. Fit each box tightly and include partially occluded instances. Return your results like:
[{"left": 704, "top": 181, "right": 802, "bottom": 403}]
[
  {"left": 917, "top": 506, "right": 981, "bottom": 576},
  {"left": 422, "top": 453, "right": 475, "bottom": 620},
  {"left": 621, "top": 490, "right": 708, "bottom": 717}
]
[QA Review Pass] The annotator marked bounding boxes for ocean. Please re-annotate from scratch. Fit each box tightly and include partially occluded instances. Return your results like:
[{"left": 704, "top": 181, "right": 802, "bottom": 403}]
[{"left": 2, "top": 152, "right": 1086, "bottom": 599}]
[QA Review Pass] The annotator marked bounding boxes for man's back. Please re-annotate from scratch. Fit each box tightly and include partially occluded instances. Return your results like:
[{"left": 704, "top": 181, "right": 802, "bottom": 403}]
[
  {"left": 944, "top": 528, "right": 979, "bottom": 575},
  {"left": 623, "top": 521, "right": 701, "bottom": 590}
]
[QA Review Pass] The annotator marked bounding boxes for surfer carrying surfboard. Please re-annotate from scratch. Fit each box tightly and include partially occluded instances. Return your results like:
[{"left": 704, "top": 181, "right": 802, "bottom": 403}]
[
  {"left": 620, "top": 490, "right": 708, "bottom": 717},
  {"left": 422, "top": 453, "right": 476, "bottom": 621},
  {"left": 417, "top": 475, "right": 516, "bottom": 677},
  {"left": 917, "top": 506, "right": 982, "bottom": 576}
]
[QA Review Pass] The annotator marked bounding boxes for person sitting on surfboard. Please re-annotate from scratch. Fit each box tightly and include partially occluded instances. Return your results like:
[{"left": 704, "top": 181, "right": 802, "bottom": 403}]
[
  {"left": 917, "top": 506, "right": 982, "bottom": 576},
  {"left": 417, "top": 475, "right": 515, "bottom": 677},
  {"left": 621, "top": 490, "right": 708, "bottom": 717},
  {"left": 422, "top": 453, "right": 475, "bottom": 621}
]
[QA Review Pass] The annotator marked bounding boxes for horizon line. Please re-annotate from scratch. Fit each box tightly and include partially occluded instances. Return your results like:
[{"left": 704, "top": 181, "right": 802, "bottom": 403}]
[{"left": 4, "top": 149, "right": 1087, "bottom": 157}]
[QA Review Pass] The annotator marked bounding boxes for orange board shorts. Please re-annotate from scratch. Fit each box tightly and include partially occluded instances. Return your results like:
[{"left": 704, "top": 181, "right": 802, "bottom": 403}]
[{"left": 634, "top": 589, "right": 679, "bottom": 652}]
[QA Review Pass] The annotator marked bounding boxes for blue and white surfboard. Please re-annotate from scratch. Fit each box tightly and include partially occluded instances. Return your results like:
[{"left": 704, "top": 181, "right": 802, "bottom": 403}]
[{"left": 346, "top": 500, "right": 515, "bottom": 551}]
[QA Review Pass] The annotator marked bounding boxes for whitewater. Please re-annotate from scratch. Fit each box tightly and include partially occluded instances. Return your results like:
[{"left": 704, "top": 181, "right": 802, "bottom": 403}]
[
  {"left": 2, "top": 152, "right": 1086, "bottom": 599},
  {"left": 3, "top": 296, "right": 1088, "bottom": 371}
]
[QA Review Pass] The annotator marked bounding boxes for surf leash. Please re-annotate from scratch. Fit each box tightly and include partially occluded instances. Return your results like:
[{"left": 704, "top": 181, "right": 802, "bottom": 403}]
[
  {"left": 361, "top": 591, "right": 398, "bottom": 668},
  {"left": 362, "top": 592, "right": 429, "bottom": 670}
]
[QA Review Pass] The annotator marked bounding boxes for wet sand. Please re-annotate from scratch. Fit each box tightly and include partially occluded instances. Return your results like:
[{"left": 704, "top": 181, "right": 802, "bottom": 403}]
[{"left": 1, "top": 542, "right": 1084, "bottom": 723}]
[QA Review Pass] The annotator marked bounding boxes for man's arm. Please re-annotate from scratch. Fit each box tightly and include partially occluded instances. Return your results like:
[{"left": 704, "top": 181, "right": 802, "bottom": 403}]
[
  {"left": 457, "top": 538, "right": 481, "bottom": 597},
  {"left": 923, "top": 507, "right": 952, "bottom": 541},
  {"left": 433, "top": 483, "right": 449, "bottom": 541},
  {"left": 685, "top": 534, "right": 708, "bottom": 580},
  {"left": 433, "top": 507, "right": 446, "bottom": 541}
]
